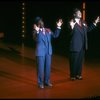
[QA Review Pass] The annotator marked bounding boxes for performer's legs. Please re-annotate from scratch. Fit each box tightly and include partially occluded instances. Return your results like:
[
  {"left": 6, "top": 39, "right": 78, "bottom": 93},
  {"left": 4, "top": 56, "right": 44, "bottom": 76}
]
[
  {"left": 44, "top": 55, "right": 52, "bottom": 87},
  {"left": 36, "top": 56, "right": 45, "bottom": 87}
]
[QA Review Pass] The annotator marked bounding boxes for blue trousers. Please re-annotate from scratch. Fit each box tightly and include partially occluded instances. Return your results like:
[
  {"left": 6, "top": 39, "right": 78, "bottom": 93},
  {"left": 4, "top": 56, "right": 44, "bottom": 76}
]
[{"left": 36, "top": 55, "right": 51, "bottom": 85}]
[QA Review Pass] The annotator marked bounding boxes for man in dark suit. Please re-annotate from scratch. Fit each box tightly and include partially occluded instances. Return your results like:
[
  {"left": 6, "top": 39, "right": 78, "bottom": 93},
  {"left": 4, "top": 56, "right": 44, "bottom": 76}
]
[
  {"left": 33, "top": 17, "right": 63, "bottom": 88},
  {"left": 69, "top": 8, "right": 100, "bottom": 81}
]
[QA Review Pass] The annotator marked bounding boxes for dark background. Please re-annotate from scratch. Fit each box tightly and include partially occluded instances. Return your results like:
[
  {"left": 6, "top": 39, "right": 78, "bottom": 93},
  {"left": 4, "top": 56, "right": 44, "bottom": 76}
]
[{"left": 0, "top": 0, "right": 100, "bottom": 58}]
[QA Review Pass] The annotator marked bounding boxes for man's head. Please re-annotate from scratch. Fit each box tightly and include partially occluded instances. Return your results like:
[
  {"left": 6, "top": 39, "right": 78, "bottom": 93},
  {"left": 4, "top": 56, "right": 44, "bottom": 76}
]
[
  {"left": 73, "top": 8, "right": 82, "bottom": 19},
  {"left": 34, "top": 17, "right": 44, "bottom": 28}
]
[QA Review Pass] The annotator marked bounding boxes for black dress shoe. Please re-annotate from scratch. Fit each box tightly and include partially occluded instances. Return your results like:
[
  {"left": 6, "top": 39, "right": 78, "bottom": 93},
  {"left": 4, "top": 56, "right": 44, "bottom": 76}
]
[
  {"left": 44, "top": 83, "right": 53, "bottom": 87},
  {"left": 38, "top": 84, "right": 44, "bottom": 89},
  {"left": 76, "top": 75, "right": 83, "bottom": 80}
]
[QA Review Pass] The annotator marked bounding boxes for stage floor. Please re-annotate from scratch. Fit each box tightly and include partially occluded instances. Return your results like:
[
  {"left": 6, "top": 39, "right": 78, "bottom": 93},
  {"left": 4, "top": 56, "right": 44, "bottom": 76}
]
[{"left": 0, "top": 41, "right": 100, "bottom": 99}]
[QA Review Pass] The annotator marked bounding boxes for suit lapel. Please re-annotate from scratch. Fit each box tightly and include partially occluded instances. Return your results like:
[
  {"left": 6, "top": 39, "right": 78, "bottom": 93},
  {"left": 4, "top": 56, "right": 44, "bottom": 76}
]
[
  {"left": 39, "top": 30, "right": 45, "bottom": 43},
  {"left": 40, "top": 29, "right": 49, "bottom": 47},
  {"left": 76, "top": 23, "right": 85, "bottom": 35}
]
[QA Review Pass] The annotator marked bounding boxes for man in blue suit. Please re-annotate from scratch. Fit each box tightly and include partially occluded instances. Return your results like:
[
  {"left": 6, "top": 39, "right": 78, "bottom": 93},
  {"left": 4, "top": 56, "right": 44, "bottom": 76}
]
[
  {"left": 33, "top": 17, "right": 63, "bottom": 88},
  {"left": 69, "top": 8, "right": 100, "bottom": 81}
]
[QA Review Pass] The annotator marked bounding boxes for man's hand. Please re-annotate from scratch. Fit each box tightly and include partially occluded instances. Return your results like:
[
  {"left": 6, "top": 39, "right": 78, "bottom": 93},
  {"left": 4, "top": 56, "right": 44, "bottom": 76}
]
[
  {"left": 69, "top": 19, "right": 76, "bottom": 29},
  {"left": 33, "top": 24, "right": 40, "bottom": 32},
  {"left": 94, "top": 16, "right": 100, "bottom": 25},
  {"left": 56, "top": 19, "right": 63, "bottom": 27}
]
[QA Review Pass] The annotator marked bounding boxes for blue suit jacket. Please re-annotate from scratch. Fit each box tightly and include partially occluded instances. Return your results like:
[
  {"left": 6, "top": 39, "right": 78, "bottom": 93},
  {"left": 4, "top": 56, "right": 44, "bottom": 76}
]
[
  {"left": 69, "top": 21, "right": 95, "bottom": 52},
  {"left": 33, "top": 28, "right": 61, "bottom": 56}
]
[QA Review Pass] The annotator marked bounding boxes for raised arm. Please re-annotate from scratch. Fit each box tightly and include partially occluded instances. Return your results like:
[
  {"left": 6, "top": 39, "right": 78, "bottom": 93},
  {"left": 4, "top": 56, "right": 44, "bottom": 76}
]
[
  {"left": 33, "top": 24, "right": 40, "bottom": 41},
  {"left": 69, "top": 19, "right": 77, "bottom": 30},
  {"left": 88, "top": 16, "right": 100, "bottom": 32},
  {"left": 51, "top": 19, "right": 63, "bottom": 38}
]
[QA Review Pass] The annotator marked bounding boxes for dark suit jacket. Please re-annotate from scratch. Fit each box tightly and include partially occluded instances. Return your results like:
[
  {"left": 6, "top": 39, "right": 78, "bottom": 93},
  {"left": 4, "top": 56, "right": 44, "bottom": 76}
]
[
  {"left": 33, "top": 28, "right": 61, "bottom": 56},
  {"left": 69, "top": 20, "right": 95, "bottom": 52}
]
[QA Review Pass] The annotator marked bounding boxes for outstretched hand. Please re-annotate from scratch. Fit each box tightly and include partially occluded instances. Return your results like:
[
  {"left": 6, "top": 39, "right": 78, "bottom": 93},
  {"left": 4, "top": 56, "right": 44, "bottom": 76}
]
[
  {"left": 69, "top": 19, "right": 76, "bottom": 25},
  {"left": 94, "top": 16, "right": 100, "bottom": 24},
  {"left": 33, "top": 24, "right": 40, "bottom": 32},
  {"left": 56, "top": 19, "right": 63, "bottom": 27},
  {"left": 69, "top": 19, "right": 77, "bottom": 29}
]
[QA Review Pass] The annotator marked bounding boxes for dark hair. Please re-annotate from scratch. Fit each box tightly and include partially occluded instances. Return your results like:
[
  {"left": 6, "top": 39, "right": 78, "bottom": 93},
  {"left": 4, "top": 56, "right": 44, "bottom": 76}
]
[
  {"left": 34, "top": 16, "right": 42, "bottom": 25},
  {"left": 73, "top": 8, "right": 81, "bottom": 14}
]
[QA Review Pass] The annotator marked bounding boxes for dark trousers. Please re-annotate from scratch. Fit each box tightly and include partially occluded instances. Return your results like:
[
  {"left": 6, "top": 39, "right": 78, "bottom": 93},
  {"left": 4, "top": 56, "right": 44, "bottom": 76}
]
[
  {"left": 69, "top": 49, "right": 85, "bottom": 77},
  {"left": 36, "top": 55, "right": 51, "bottom": 85}
]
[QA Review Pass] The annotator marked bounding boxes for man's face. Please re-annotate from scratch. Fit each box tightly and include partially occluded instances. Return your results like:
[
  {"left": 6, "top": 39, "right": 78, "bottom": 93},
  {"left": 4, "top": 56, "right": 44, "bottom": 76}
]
[
  {"left": 38, "top": 20, "right": 44, "bottom": 28},
  {"left": 74, "top": 10, "right": 82, "bottom": 19}
]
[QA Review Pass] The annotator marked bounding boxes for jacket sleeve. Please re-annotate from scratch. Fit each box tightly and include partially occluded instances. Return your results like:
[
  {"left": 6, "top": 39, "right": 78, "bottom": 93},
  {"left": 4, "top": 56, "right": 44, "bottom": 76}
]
[
  {"left": 87, "top": 23, "right": 96, "bottom": 32},
  {"left": 33, "top": 30, "right": 39, "bottom": 41},
  {"left": 82, "top": 20, "right": 96, "bottom": 32},
  {"left": 45, "top": 28, "right": 61, "bottom": 38},
  {"left": 51, "top": 28, "right": 61, "bottom": 38}
]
